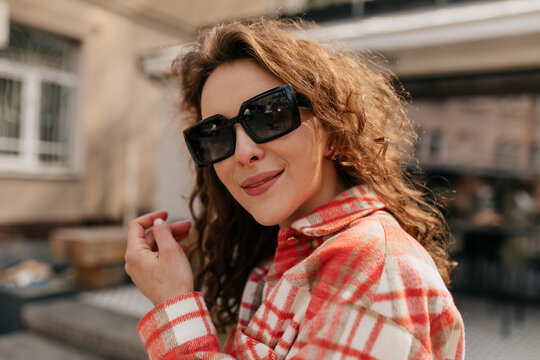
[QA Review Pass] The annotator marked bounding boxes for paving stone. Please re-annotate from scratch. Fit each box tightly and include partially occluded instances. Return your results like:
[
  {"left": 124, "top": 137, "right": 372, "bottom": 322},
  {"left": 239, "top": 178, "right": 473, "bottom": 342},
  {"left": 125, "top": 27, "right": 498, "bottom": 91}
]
[
  {"left": 455, "top": 295, "right": 540, "bottom": 360},
  {"left": 0, "top": 331, "right": 104, "bottom": 360},
  {"left": 21, "top": 299, "right": 147, "bottom": 360},
  {"left": 78, "top": 285, "right": 153, "bottom": 319}
]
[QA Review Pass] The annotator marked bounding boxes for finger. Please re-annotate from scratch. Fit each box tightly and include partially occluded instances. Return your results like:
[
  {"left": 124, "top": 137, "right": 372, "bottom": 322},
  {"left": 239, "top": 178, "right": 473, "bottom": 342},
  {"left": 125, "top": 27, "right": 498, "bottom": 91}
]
[
  {"left": 127, "top": 211, "right": 167, "bottom": 250},
  {"left": 128, "top": 210, "right": 169, "bottom": 240},
  {"left": 169, "top": 221, "right": 191, "bottom": 236},
  {"left": 144, "top": 232, "right": 158, "bottom": 251},
  {"left": 173, "top": 235, "right": 190, "bottom": 245},
  {"left": 172, "top": 229, "right": 191, "bottom": 243},
  {"left": 152, "top": 218, "right": 181, "bottom": 259},
  {"left": 127, "top": 211, "right": 169, "bottom": 255},
  {"left": 141, "top": 219, "right": 187, "bottom": 251}
]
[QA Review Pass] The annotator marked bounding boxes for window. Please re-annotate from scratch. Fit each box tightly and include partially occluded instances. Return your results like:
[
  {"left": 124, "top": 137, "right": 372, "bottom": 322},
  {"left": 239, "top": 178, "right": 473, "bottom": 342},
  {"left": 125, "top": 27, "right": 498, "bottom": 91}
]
[
  {"left": 531, "top": 142, "right": 540, "bottom": 174},
  {"left": 535, "top": 96, "right": 540, "bottom": 124},
  {"left": 494, "top": 141, "right": 521, "bottom": 167},
  {"left": 0, "top": 22, "right": 79, "bottom": 175},
  {"left": 414, "top": 128, "right": 428, "bottom": 161},
  {"left": 456, "top": 131, "right": 472, "bottom": 159},
  {"left": 413, "top": 128, "right": 444, "bottom": 164},
  {"left": 429, "top": 129, "right": 442, "bottom": 161},
  {"left": 0, "top": 77, "right": 21, "bottom": 155}
]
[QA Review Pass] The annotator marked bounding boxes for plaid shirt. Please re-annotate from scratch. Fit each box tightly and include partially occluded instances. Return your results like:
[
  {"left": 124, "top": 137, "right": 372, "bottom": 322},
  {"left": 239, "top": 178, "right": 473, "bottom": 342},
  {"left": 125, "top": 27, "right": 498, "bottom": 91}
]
[{"left": 137, "top": 185, "right": 465, "bottom": 359}]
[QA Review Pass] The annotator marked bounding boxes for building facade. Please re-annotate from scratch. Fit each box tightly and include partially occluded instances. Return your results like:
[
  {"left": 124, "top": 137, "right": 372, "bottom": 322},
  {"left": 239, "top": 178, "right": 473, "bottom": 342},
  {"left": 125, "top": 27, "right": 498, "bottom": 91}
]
[{"left": 2, "top": 0, "right": 540, "bottom": 255}]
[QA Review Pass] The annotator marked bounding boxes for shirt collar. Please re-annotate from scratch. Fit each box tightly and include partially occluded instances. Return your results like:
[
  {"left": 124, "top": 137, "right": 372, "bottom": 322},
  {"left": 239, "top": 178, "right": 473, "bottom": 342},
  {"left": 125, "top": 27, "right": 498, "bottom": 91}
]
[
  {"left": 266, "top": 185, "right": 386, "bottom": 285},
  {"left": 277, "top": 184, "right": 386, "bottom": 242}
]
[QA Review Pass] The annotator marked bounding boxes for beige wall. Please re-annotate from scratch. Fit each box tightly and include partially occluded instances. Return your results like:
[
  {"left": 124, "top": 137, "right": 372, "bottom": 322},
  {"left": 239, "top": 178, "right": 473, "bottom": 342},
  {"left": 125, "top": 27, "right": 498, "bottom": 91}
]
[{"left": 0, "top": 0, "right": 188, "bottom": 224}]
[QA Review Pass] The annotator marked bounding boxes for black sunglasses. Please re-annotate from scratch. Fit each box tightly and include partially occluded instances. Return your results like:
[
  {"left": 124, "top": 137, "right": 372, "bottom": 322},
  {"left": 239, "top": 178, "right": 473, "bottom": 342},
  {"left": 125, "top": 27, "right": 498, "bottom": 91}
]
[{"left": 183, "top": 84, "right": 309, "bottom": 167}]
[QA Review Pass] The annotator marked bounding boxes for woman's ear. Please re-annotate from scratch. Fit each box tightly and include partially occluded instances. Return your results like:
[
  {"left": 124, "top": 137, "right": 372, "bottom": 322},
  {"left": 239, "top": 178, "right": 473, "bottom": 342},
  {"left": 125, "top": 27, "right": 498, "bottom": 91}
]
[
  {"left": 323, "top": 136, "right": 336, "bottom": 159},
  {"left": 324, "top": 143, "right": 333, "bottom": 158},
  {"left": 309, "top": 111, "right": 333, "bottom": 159},
  {"left": 318, "top": 123, "right": 333, "bottom": 159}
]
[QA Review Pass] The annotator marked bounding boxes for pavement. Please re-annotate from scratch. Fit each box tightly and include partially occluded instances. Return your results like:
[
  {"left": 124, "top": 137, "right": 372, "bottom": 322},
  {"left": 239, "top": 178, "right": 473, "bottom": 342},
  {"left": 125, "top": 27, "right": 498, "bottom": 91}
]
[
  {"left": 455, "top": 295, "right": 540, "bottom": 360},
  {"left": 0, "top": 331, "right": 105, "bottom": 360}
]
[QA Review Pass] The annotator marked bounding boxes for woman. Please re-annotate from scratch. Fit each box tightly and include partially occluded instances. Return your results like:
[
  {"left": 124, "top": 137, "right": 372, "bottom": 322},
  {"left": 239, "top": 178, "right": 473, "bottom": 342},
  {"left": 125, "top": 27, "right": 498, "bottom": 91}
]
[{"left": 125, "top": 18, "right": 465, "bottom": 359}]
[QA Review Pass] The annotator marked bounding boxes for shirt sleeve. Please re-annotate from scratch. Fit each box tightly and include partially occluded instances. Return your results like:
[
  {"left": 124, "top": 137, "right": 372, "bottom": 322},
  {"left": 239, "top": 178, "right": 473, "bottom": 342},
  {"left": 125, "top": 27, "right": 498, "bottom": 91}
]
[
  {"left": 286, "top": 300, "right": 464, "bottom": 360},
  {"left": 136, "top": 292, "right": 223, "bottom": 359},
  {"left": 136, "top": 292, "right": 283, "bottom": 360}
]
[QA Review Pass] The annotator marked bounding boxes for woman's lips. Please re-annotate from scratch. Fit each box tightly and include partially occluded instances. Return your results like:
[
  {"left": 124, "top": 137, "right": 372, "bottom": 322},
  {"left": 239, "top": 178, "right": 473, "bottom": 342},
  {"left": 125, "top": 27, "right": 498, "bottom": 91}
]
[{"left": 241, "top": 170, "right": 284, "bottom": 196}]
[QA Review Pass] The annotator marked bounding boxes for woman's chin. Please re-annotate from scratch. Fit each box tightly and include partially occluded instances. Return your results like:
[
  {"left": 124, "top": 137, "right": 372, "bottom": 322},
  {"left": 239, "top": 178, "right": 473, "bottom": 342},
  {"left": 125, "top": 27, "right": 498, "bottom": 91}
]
[
  {"left": 252, "top": 210, "right": 299, "bottom": 229},
  {"left": 250, "top": 211, "right": 288, "bottom": 228},
  {"left": 253, "top": 216, "right": 281, "bottom": 227}
]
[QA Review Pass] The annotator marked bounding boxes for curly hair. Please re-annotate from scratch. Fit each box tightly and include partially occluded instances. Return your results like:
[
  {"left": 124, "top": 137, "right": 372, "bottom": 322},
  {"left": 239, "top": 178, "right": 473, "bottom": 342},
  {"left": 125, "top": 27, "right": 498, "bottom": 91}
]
[{"left": 171, "top": 18, "right": 454, "bottom": 333}]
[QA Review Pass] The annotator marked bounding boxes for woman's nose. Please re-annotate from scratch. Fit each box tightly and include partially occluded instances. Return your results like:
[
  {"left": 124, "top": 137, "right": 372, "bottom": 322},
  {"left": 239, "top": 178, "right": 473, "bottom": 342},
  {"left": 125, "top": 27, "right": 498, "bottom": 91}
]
[{"left": 233, "top": 124, "right": 264, "bottom": 166}]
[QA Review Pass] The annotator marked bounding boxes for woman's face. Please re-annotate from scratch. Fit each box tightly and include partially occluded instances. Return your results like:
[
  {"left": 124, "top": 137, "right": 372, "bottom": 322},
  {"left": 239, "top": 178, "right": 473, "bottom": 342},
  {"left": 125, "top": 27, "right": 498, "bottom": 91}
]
[{"left": 201, "top": 59, "right": 345, "bottom": 228}]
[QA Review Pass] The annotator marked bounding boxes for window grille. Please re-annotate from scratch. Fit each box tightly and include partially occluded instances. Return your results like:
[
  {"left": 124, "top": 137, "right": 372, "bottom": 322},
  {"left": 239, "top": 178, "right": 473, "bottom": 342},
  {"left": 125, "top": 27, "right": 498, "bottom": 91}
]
[
  {"left": 0, "top": 77, "right": 22, "bottom": 155},
  {"left": 0, "top": 22, "right": 79, "bottom": 175}
]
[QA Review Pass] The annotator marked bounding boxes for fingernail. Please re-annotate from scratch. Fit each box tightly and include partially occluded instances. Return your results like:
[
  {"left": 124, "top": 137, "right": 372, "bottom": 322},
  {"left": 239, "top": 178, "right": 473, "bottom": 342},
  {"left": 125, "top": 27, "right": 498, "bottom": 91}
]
[{"left": 154, "top": 218, "right": 164, "bottom": 226}]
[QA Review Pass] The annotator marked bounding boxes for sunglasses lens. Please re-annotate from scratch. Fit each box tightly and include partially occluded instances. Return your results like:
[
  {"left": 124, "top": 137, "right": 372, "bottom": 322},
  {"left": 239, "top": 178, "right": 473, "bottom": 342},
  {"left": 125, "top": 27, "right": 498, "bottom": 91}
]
[
  {"left": 187, "top": 116, "right": 233, "bottom": 164},
  {"left": 242, "top": 89, "right": 295, "bottom": 140}
]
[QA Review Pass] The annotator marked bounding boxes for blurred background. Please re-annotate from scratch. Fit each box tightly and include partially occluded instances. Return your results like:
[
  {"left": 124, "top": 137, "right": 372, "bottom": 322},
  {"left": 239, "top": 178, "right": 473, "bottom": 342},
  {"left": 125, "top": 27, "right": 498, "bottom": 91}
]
[{"left": 0, "top": 0, "right": 539, "bottom": 359}]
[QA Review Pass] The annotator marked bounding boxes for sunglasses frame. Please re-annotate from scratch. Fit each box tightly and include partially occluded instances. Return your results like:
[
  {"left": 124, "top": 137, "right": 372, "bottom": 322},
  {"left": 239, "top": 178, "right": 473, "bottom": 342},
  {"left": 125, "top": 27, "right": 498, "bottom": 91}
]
[{"left": 183, "top": 84, "right": 305, "bottom": 167}]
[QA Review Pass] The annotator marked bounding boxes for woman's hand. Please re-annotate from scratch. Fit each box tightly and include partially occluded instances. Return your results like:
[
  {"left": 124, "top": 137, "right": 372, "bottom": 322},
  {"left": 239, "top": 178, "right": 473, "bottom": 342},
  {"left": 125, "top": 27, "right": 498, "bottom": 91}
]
[{"left": 124, "top": 210, "right": 193, "bottom": 306}]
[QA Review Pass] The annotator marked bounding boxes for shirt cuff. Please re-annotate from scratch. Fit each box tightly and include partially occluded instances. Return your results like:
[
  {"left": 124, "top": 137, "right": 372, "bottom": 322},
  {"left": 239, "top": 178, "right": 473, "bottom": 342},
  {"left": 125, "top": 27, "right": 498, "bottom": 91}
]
[{"left": 137, "top": 292, "right": 218, "bottom": 358}]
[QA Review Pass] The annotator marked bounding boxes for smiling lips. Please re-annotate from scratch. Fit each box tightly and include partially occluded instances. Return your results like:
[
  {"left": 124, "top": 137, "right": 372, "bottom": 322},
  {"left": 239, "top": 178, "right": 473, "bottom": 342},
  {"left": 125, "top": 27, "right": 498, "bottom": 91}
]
[{"left": 241, "top": 169, "right": 284, "bottom": 196}]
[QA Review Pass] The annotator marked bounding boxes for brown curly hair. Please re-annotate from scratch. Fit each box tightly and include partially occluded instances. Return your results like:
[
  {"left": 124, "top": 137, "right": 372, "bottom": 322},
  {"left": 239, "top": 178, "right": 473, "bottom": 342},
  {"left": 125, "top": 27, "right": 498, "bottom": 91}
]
[{"left": 171, "top": 18, "right": 454, "bottom": 333}]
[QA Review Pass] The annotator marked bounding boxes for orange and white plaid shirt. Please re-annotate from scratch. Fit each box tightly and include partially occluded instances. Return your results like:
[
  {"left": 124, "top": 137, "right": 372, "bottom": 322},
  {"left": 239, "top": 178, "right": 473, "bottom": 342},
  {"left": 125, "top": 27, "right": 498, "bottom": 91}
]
[{"left": 137, "top": 185, "right": 465, "bottom": 359}]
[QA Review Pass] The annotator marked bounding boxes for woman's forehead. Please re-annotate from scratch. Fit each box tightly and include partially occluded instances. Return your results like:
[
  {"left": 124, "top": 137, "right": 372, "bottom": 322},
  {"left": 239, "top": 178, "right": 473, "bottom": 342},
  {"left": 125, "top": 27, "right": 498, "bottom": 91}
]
[{"left": 200, "top": 59, "right": 284, "bottom": 119}]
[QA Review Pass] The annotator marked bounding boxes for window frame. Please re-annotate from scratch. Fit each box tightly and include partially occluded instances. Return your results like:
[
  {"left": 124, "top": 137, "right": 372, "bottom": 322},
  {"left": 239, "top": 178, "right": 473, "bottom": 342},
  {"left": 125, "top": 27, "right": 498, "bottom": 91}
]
[{"left": 0, "top": 53, "right": 82, "bottom": 179}]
